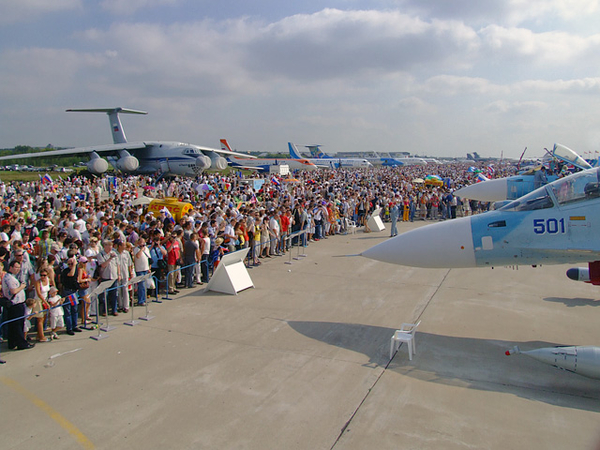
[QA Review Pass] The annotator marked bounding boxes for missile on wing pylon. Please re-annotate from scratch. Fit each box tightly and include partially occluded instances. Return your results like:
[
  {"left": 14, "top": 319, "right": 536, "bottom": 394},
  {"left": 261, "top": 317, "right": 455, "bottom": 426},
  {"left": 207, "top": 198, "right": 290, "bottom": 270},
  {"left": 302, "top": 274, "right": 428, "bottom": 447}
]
[
  {"left": 566, "top": 267, "right": 590, "bottom": 283},
  {"left": 506, "top": 345, "right": 600, "bottom": 380}
]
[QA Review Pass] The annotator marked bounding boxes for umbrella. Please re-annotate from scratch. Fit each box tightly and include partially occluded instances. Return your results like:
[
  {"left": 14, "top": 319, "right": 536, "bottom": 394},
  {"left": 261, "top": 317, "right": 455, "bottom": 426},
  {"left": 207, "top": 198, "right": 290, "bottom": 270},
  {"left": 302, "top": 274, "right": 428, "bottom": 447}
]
[
  {"left": 283, "top": 178, "right": 300, "bottom": 183},
  {"left": 133, "top": 196, "right": 153, "bottom": 206},
  {"left": 412, "top": 178, "right": 424, "bottom": 184},
  {"left": 143, "top": 185, "right": 156, "bottom": 190},
  {"left": 197, "top": 183, "right": 214, "bottom": 191}
]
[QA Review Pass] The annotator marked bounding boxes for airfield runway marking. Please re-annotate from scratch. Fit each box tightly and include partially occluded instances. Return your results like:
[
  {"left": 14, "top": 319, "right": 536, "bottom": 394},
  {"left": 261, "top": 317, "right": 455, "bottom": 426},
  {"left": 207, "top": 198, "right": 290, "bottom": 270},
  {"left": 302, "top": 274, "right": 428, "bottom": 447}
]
[
  {"left": 330, "top": 266, "right": 453, "bottom": 449},
  {"left": 0, "top": 376, "right": 95, "bottom": 449}
]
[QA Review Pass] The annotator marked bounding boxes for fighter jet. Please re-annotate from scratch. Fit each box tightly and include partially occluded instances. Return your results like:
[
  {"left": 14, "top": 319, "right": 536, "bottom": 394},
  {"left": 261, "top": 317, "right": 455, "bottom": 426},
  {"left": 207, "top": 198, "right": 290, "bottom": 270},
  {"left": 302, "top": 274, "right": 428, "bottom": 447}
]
[
  {"left": 361, "top": 166, "right": 600, "bottom": 284},
  {"left": 454, "top": 144, "right": 591, "bottom": 202},
  {"left": 0, "top": 108, "right": 253, "bottom": 177}
]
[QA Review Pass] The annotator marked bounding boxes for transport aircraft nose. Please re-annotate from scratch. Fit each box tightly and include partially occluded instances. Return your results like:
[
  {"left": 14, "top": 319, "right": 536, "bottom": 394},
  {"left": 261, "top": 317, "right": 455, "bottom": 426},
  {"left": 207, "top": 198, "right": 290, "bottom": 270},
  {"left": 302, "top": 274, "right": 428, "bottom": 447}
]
[{"left": 361, "top": 217, "right": 476, "bottom": 268}]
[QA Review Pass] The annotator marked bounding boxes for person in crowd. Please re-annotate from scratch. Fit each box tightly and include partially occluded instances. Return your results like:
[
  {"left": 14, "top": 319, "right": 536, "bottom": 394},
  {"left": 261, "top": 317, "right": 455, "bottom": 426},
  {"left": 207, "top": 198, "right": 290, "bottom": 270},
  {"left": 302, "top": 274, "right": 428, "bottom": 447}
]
[
  {"left": 133, "top": 237, "right": 151, "bottom": 306},
  {"left": 2, "top": 260, "right": 34, "bottom": 349},
  {"left": 96, "top": 239, "right": 120, "bottom": 316},
  {"left": 116, "top": 240, "right": 134, "bottom": 313},
  {"left": 47, "top": 286, "right": 63, "bottom": 340},
  {"left": 60, "top": 257, "right": 81, "bottom": 335},
  {"left": 77, "top": 256, "right": 92, "bottom": 323}
]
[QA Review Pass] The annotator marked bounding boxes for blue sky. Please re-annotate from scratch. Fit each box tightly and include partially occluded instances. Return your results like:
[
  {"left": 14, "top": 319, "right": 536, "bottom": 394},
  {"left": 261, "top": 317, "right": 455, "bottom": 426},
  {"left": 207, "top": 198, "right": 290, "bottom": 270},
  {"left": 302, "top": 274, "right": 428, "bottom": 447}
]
[{"left": 1, "top": 0, "right": 600, "bottom": 159}]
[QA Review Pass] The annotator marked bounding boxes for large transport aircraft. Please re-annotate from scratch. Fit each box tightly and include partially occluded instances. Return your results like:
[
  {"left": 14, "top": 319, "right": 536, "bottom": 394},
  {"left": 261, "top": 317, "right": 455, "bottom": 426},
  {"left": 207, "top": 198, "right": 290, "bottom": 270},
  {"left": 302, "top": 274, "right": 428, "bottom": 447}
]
[
  {"left": 287, "top": 143, "right": 372, "bottom": 169},
  {"left": 221, "top": 139, "right": 319, "bottom": 172},
  {"left": 0, "top": 108, "right": 253, "bottom": 177},
  {"left": 362, "top": 165, "right": 600, "bottom": 285}
]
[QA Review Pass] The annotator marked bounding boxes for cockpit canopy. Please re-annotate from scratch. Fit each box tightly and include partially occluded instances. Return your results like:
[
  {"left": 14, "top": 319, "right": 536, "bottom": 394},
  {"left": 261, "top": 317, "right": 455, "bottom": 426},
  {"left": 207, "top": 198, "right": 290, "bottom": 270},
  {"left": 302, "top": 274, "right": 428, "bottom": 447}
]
[
  {"left": 500, "top": 168, "right": 600, "bottom": 212},
  {"left": 183, "top": 147, "right": 202, "bottom": 156}
]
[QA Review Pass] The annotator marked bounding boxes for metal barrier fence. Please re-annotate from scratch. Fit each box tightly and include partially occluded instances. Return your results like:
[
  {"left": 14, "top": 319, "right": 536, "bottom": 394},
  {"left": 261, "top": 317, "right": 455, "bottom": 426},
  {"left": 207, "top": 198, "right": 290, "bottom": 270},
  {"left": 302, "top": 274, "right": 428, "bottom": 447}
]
[{"left": 0, "top": 229, "right": 319, "bottom": 363}]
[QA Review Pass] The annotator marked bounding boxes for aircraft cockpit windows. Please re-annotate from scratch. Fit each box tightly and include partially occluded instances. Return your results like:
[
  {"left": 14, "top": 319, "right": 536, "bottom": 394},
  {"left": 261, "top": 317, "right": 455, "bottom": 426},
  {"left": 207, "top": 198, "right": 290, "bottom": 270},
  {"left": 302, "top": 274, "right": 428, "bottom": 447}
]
[
  {"left": 499, "top": 190, "right": 554, "bottom": 212},
  {"left": 550, "top": 168, "right": 600, "bottom": 205},
  {"left": 183, "top": 148, "right": 200, "bottom": 155}
]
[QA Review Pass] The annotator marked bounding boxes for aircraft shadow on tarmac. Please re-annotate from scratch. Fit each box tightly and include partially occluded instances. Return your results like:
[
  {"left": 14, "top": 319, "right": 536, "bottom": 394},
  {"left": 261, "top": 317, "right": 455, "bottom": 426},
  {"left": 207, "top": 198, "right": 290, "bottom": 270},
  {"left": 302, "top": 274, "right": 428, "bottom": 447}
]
[
  {"left": 287, "top": 321, "right": 600, "bottom": 412},
  {"left": 543, "top": 296, "right": 600, "bottom": 308}
]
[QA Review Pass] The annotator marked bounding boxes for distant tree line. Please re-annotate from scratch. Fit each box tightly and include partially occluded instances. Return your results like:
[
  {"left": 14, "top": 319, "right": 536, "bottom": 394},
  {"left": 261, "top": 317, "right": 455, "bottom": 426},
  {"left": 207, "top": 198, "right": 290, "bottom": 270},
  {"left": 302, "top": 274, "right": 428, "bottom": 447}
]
[{"left": 0, "top": 145, "right": 82, "bottom": 167}]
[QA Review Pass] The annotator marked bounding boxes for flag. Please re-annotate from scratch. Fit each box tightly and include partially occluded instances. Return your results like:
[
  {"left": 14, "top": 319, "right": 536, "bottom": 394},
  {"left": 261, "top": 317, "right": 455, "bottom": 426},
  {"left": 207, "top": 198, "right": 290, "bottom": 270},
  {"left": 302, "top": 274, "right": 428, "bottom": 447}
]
[
  {"left": 42, "top": 173, "right": 53, "bottom": 184},
  {"left": 249, "top": 193, "right": 257, "bottom": 204},
  {"left": 65, "top": 293, "right": 78, "bottom": 306},
  {"left": 476, "top": 173, "right": 489, "bottom": 183},
  {"left": 271, "top": 176, "right": 280, "bottom": 186}
]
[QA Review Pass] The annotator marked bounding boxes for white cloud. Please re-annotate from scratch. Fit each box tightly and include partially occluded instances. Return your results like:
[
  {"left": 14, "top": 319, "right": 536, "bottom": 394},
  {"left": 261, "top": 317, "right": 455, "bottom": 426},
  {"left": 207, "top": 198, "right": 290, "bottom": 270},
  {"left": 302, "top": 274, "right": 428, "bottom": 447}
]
[
  {"left": 421, "top": 75, "right": 508, "bottom": 96},
  {"left": 483, "top": 100, "right": 548, "bottom": 114},
  {"left": 100, "top": 0, "right": 180, "bottom": 15},
  {"left": 1, "top": 6, "right": 600, "bottom": 156},
  {"left": 394, "top": 0, "right": 600, "bottom": 26},
  {"left": 0, "top": 0, "right": 82, "bottom": 24},
  {"left": 479, "top": 25, "right": 600, "bottom": 66},
  {"left": 244, "top": 9, "right": 480, "bottom": 81},
  {"left": 395, "top": 97, "right": 437, "bottom": 115}
]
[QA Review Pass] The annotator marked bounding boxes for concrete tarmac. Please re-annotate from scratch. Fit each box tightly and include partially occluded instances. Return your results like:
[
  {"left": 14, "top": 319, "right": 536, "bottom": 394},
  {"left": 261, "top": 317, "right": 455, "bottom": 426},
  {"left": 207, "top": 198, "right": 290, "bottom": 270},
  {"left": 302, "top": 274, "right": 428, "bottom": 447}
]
[{"left": 1, "top": 219, "right": 600, "bottom": 449}]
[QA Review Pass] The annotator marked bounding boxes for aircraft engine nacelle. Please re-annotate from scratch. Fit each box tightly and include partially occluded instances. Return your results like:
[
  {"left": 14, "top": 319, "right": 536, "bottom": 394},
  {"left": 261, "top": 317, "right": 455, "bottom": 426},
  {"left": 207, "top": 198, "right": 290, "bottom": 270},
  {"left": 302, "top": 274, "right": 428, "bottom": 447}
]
[
  {"left": 209, "top": 154, "right": 228, "bottom": 171},
  {"left": 114, "top": 155, "right": 140, "bottom": 172},
  {"left": 195, "top": 155, "right": 211, "bottom": 170},
  {"left": 86, "top": 157, "right": 109, "bottom": 174}
]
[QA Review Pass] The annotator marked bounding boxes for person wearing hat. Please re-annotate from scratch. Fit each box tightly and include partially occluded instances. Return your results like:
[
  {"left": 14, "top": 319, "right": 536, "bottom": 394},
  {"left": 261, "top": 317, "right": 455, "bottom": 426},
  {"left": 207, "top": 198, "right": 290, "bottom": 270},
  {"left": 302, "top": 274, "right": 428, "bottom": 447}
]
[{"left": 96, "top": 240, "right": 120, "bottom": 316}]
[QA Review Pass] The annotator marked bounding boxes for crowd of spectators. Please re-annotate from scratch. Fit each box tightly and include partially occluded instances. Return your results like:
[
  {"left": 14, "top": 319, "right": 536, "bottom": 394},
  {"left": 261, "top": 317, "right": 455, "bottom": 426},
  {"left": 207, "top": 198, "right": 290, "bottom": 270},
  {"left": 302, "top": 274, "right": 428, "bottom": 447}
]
[{"left": 0, "top": 160, "right": 517, "bottom": 352}]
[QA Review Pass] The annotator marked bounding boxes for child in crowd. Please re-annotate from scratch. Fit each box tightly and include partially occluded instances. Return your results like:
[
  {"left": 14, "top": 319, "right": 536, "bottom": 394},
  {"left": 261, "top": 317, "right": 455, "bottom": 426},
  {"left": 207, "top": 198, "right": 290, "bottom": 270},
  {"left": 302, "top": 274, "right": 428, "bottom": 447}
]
[
  {"left": 47, "top": 286, "right": 64, "bottom": 339},
  {"left": 24, "top": 298, "right": 35, "bottom": 335}
]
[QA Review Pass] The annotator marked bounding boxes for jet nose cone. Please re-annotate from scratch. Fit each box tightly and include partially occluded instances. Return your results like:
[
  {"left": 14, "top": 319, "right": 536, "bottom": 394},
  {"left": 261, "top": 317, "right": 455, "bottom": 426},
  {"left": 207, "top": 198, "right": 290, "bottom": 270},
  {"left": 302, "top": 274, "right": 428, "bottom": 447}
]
[
  {"left": 454, "top": 178, "right": 508, "bottom": 202},
  {"left": 361, "top": 218, "right": 476, "bottom": 268}
]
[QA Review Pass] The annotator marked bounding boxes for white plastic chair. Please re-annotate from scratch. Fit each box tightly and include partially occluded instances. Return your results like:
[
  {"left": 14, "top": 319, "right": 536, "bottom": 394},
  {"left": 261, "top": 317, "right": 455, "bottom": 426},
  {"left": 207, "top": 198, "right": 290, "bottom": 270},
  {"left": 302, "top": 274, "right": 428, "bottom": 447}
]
[
  {"left": 347, "top": 219, "right": 357, "bottom": 235},
  {"left": 390, "top": 321, "right": 421, "bottom": 360}
]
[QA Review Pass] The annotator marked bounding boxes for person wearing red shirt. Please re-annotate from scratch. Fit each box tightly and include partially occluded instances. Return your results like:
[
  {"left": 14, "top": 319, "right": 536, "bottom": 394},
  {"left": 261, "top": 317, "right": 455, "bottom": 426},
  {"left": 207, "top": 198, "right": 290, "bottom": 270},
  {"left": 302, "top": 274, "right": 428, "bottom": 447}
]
[
  {"left": 280, "top": 209, "right": 291, "bottom": 253},
  {"left": 165, "top": 233, "right": 181, "bottom": 294}
]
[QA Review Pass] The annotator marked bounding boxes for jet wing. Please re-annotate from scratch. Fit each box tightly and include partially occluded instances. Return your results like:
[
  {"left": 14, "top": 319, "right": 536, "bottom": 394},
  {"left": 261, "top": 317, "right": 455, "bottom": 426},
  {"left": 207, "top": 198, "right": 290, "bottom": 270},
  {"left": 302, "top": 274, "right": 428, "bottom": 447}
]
[
  {"left": 208, "top": 146, "right": 256, "bottom": 158},
  {"left": 0, "top": 142, "right": 148, "bottom": 161}
]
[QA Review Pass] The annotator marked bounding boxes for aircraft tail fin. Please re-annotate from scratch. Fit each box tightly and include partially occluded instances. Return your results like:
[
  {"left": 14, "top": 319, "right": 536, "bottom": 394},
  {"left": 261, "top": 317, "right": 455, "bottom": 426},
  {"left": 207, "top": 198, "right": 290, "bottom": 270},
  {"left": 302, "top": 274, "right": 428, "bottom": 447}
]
[
  {"left": 288, "top": 142, "right": 303, "bottom": 159},
  {"left": 220, "top": 138, "right": 234, "bottom": 152},
  {"left": 306, "top": 145, "right": 326, "bottom": 159},
  {"left": 66, "top": 107, "right": 147, "bottom": 144}
]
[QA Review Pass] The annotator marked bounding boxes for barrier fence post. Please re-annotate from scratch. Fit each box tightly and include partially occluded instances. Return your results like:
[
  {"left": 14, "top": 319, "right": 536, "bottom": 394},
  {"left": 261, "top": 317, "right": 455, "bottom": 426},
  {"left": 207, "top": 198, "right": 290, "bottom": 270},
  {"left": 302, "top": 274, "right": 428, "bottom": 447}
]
[
  {"left": 152, "top": 274, "right": 163, "bottom": 303},
  {"left": 298, "top": 230, "right": 307, "bottom": 258},
  {"left": 162, "top": 268, "right": 173, "bottom": 300},
  {"left": 124, "top": 273, "right": 151, "bottom": 327},
  {"left": 286, "top": 231, "right": 298, "bottom": 265},
  {"left": 140, "top": 275, "right": 159, "bottom": 321},
  {"left": 90, "top": 279, "right": 118, "bottom": 340}
]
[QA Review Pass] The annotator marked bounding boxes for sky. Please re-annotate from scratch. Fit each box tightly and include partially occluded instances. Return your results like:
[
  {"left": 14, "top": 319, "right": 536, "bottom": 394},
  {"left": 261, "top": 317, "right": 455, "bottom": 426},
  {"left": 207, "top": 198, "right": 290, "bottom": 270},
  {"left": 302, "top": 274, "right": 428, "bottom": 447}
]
[{"left": 1, "top": 0, "right": 600, "bottom": 159}]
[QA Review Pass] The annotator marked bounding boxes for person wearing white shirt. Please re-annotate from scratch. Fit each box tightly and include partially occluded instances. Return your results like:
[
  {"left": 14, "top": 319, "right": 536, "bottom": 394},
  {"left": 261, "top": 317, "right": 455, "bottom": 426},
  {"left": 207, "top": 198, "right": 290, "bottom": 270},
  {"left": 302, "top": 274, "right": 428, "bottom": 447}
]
[{"left": 133, "top": 238, "right": 151, "bottom": 305}]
